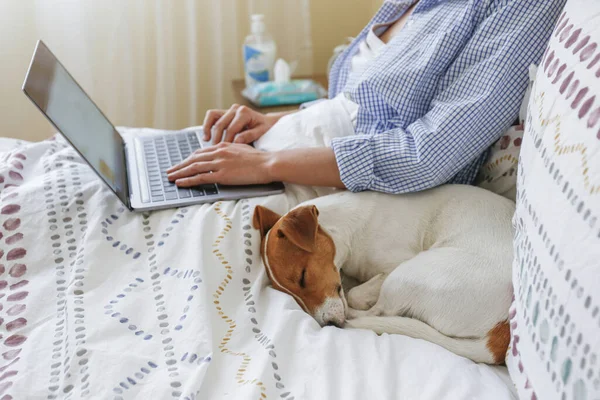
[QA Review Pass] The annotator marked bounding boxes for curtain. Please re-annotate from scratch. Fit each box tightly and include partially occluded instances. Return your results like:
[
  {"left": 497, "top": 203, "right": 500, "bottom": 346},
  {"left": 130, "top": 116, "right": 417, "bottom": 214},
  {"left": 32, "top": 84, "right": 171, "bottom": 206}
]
[{"left": 0, "top": 0, "right": 313, "bottom": 140}]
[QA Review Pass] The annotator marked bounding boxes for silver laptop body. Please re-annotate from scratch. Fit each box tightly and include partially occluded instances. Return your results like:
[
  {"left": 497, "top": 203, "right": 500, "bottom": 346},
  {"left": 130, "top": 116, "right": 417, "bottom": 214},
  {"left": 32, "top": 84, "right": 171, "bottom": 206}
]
[{"left": 22, "top": 40, "right": 284, "bottom": 212}]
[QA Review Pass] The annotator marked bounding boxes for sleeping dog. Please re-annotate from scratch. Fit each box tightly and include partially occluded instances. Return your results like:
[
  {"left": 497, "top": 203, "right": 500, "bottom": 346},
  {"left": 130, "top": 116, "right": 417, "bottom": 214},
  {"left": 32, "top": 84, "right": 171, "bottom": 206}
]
[{"left": 253, "top": 184, "right": 515, "bottom": 364}]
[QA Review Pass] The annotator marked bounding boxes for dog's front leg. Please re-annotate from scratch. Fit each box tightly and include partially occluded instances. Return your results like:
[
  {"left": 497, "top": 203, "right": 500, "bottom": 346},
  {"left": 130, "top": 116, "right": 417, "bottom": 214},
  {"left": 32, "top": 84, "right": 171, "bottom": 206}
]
[
  {"left": 346, "top": 306, "right": 384, "bottom": 320},
  {"left": 346, "top": 273, "right": 387, "bottom": 311}
]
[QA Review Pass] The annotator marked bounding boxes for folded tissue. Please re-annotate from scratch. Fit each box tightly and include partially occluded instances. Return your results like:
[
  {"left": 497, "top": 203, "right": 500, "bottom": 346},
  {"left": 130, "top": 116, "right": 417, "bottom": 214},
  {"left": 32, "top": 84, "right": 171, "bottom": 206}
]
[{"left": 242, "top": 59, "right": 326, "bottom": 107}]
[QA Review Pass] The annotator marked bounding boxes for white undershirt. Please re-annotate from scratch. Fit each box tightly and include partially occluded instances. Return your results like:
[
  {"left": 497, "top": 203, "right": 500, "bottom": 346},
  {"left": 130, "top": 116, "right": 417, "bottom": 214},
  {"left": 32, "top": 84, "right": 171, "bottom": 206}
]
[
  {"left": 350, "top": 24, "right": 388, "bottom": 77},
  {"left": 341, "top": 23, "right": 390, "bottom": 124}
]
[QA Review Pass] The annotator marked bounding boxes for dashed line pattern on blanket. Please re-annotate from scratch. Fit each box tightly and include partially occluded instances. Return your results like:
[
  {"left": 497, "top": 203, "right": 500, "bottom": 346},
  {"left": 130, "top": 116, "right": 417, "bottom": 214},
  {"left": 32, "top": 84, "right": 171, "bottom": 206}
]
[
  {"left": 107, "top": 209, "right": 191, "bottom": 399},
  {"left": 37, "top": 143, "right": 95, "bottom": 398},
  {"left": 162, "top": 267, "right": 203, "bottom": 331},
  {"left": 42, "top": 142, "right": 76, "bottom": 400},
  {"left": 0, "top": 148, "right": 30, "bottom": 400},
  {"left": 102, "top": 206, "right": 212, "bottom": 399},
  {"left": 240, "top": 200, "right": 296, "bottom": 400},
  {"left": 102, "top": 210, "right": 142, "bottom": 260},
  {"left": 147, "top": 210, "right": 188, "bottom": 398},
  {"left": 212, "top": 202, "right": 267, "bottom": 399},
  {"left": 112, "top": 361, "right": 159, "bottom": 398},
  {"left": 69, "top": 164, "right": 92, "bottom": 399},
  {"left": 104, "top": 277, "right": 153, "bottom": 340},
  {"left": 103, "top": 209, "right": 155, "bottom": 344}
]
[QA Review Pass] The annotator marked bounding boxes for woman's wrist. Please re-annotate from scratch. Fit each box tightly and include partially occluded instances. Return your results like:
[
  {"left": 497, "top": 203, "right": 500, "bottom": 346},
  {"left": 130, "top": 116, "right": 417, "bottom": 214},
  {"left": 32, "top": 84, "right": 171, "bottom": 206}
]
[
  {"left": 260, "top": 147, "right": 345, "bottom": 189},
  {"left": 263, "top": 150, "right": 281, "bottom": 183}
]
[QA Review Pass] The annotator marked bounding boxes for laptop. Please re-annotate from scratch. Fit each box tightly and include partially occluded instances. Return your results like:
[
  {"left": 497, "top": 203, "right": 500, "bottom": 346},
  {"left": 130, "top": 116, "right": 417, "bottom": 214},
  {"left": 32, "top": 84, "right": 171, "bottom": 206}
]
[{"left": 22, "top": 40, "right": 285, "bottom": 212}]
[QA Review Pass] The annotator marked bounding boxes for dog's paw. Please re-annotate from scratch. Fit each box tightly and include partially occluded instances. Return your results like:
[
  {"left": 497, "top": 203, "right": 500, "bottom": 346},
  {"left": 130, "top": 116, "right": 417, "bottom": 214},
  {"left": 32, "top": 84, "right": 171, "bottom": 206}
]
[
  {"left": 347, "top": 288, "right": 376, "bottom": 311},
  {"left": 345, "top": 307, "right": 364, "bottom": 320},
  {"left": 346, "top": 273, "right": 386, "bottom": 311}
]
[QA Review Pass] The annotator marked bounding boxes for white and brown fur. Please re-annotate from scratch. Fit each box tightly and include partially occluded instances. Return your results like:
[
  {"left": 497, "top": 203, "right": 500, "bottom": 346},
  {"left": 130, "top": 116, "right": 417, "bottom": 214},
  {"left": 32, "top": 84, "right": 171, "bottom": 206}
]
[{"left": 253, "top": 184, "right": 514, "bottom": 364}]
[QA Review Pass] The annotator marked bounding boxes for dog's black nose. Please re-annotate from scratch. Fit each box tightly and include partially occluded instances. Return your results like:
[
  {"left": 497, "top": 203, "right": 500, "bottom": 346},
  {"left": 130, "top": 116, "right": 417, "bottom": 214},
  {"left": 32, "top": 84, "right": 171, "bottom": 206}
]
[{"left": 326, "top": 321, "right": 341, "bottom": 328}]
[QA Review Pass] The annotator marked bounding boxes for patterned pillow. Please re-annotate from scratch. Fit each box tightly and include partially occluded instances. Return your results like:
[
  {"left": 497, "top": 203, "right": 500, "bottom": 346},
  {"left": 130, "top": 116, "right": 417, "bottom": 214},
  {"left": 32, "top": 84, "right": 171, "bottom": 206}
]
[
  {"left": 476, "top": 125, "right": 524, "bottom": 201},
  {"left": 506, "top": 2, "right": 600, "bottom": 400}
]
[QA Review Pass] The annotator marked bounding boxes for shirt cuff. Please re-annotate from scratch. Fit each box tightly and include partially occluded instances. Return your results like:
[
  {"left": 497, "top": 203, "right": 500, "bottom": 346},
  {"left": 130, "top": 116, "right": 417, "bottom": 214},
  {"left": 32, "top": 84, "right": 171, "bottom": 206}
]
[{"left": 331, "top": 135, "right": 374, "bottom": 192}]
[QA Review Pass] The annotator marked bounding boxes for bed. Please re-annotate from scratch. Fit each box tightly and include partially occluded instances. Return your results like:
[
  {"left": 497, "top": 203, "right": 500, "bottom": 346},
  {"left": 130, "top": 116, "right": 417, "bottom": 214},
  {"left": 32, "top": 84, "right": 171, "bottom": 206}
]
[{"left": 0, "top": 128, "right": 517, "bottom": 399}]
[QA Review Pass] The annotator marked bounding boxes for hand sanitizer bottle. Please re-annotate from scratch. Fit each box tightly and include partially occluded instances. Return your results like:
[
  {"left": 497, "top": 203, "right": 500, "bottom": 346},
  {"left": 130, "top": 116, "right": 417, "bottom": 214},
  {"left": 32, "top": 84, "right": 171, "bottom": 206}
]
[{"left": 243, "top": 14, "right": 277, "bottom": 88}]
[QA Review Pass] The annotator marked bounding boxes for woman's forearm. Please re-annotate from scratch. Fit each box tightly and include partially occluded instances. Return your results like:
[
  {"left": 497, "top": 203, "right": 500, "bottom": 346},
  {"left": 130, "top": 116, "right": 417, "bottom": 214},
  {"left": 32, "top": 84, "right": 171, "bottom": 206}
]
[{"left": 266, "top": 147, "right": 345, "bottom": 189}]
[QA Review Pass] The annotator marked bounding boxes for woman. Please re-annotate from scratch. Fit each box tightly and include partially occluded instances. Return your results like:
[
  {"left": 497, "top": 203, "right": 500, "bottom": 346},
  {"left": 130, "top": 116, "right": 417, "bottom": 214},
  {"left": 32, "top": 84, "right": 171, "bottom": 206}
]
[{"left": 168, "top": 0, "right": 565, "bottom": 194}]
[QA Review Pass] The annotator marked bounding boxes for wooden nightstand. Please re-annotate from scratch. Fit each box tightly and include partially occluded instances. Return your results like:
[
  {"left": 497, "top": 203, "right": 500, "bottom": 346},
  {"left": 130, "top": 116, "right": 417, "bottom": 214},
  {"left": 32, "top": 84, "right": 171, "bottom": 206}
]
[{"left": 231, "top": 75, "right": 329, "bottom": 114}]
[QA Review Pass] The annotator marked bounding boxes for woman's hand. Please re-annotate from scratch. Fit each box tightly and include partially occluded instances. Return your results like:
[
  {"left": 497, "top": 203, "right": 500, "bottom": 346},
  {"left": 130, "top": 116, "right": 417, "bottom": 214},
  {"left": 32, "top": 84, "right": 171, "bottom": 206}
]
[
  {"left": 203, "top": 104, "right": 293, "bottom": 144},
  {"left": 167, "top": 143, "right": 345, "bottom": 189},
  {"left": 167, "top": 142, "right": 274, "bottom": 186}
]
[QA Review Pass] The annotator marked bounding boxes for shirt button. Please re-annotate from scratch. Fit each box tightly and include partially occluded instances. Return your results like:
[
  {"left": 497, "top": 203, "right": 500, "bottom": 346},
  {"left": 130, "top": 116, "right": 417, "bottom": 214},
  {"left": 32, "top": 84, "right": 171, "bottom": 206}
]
[{"left": 344, "top": 92, "right": 354, "bottom": 101}]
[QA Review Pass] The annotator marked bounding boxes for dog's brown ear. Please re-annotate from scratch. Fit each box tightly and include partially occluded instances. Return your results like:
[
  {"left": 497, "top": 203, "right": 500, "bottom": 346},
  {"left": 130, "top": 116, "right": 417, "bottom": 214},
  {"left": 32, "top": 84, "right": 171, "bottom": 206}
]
[
  {"left": 277, "top": 205, "right": 320, "bottom": 253},
  {"left": 253, "top": 206, "right": 282, "bottom": 237}
]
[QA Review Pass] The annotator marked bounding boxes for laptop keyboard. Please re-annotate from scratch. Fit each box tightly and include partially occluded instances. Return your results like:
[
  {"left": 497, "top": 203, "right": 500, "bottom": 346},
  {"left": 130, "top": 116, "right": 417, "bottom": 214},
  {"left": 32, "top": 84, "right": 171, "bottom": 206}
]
[{"left": 142, "top": 132, "right": 218, "bottom": 203}]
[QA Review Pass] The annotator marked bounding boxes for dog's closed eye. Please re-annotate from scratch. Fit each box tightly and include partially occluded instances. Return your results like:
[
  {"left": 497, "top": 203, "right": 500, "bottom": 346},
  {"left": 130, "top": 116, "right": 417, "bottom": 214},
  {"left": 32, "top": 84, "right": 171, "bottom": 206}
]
[{"left": 299, "top": 269, "right": 306, "bottom": 288}]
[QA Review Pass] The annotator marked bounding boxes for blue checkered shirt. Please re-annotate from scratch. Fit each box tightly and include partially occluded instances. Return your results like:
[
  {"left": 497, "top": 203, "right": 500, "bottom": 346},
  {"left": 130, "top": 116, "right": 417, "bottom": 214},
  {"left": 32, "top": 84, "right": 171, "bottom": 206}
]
[{"left": 328, "top": 0, "right": 566, "bottom": 193}]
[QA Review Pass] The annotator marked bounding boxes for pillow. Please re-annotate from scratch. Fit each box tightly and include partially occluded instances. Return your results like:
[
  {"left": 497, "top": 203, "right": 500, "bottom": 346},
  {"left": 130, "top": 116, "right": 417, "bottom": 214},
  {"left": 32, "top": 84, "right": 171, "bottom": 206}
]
[
  {"left": 506, "top": 2, "right": 600, "bottom": 400},
  {"left": 476, "top": 124, "right": 524, "bottom": 201}
]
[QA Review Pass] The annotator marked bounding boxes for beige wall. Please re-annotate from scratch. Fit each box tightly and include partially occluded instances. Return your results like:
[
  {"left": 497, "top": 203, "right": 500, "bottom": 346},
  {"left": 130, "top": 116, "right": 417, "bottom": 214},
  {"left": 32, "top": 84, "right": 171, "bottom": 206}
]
[
  {"left": 0, "top": 0, "right": 383, "bottom": 142},
  {"left": 310, "top": 0, "right": 381, "bottom": 74},
  {"left": 0, "top": 2, "right": 56, "bottom": 141}
]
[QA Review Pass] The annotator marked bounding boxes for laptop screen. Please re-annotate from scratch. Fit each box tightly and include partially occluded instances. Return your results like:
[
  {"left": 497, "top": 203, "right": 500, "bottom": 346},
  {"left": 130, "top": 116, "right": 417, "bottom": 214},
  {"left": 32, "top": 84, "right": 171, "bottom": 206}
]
[{"left": 22, "top": 41, "right": 129, "bottom": 208}]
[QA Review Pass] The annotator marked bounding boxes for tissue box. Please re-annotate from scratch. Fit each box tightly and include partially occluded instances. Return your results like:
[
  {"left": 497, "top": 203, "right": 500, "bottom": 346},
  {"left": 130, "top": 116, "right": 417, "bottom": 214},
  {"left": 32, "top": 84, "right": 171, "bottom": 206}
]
[{"left": 242, "top": 80, "right": 327, "bottom": 107}]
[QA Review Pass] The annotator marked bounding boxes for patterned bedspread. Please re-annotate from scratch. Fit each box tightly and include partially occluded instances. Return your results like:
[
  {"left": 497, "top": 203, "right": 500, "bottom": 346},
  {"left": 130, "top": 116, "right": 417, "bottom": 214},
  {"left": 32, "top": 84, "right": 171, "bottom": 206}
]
[{"left": 0, "top": 130, "right": 516, "bottom": 400}]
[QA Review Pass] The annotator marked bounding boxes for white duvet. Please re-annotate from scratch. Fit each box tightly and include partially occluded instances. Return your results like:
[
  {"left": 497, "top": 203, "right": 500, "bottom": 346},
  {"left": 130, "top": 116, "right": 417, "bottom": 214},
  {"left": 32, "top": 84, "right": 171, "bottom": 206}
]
[{"left": 0, "top": 100, "right": 516, "bottom": 400}]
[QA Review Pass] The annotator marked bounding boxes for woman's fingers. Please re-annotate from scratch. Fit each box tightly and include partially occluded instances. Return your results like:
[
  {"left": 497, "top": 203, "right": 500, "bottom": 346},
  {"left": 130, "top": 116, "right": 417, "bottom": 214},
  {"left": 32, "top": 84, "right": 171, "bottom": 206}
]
[
  {"left": 202, "top": 104, "right": 273, "bottom": 143},
  {"left": 175, "top": 171, "right": 219, "bottom": 187},
  {"left": 224, "top": 106, "right": 253, "bottom": 143},
  {"left": 166, "top": 154, "right": 198, "bottom": 174},
  {"left": 202, "top": 109, "right": 225, "bottom": 141},
  {"left": 212, "top": 104, "right": 240, "bottom": 144},
  {"left": 167, "top": 161, "right": 213, "bottom": 181},
  {"left": 233, "top": 128, "right": 264, "bottom": 144},
  {"left": 166, "top": 148, "right": 213, "bottom": 174}
]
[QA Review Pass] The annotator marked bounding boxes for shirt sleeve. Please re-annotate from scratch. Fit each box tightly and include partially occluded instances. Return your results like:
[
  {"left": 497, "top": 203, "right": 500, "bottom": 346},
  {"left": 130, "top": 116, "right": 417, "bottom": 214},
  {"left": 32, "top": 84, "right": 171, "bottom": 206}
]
[{"left": 331, "top": 1, "right": 559, "bottom": 194}]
